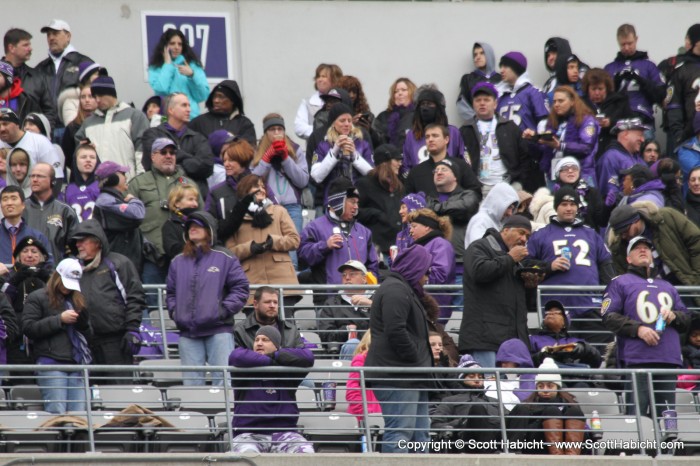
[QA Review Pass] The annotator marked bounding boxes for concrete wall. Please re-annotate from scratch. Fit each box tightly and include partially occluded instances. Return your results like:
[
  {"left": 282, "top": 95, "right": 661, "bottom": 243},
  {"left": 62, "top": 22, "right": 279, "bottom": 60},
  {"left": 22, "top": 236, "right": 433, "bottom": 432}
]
[{"left": 7, "top": 1, "right": 698, "bottom": 142}]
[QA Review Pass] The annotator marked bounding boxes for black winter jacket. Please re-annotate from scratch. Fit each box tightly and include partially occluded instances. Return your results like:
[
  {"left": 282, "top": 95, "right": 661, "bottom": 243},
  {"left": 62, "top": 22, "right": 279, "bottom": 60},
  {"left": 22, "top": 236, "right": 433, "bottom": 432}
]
[
  {"left": 233, "top": 312, "right": 303, "bottom": 350},
  {"left": 355, "top": 175, "right": 403, "bottom": 253},
  {"left": 188, "top": 80, "right": 256, "bottom": 146},
  {"left": 35, "top": 50, "right": 92, "bottom": 116}
]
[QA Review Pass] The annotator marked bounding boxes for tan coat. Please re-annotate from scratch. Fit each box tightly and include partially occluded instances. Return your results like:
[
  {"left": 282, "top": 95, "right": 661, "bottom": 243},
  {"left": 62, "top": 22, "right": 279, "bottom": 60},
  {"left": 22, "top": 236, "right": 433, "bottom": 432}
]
[{"left": 226, "top": 204, "right": 301, "bottom": 302}]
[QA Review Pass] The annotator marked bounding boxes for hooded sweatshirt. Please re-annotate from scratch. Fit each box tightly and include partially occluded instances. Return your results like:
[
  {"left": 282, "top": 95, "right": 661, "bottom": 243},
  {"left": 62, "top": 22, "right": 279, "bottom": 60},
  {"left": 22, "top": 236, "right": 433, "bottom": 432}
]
[
  {"left": 542, "top": 37, "right": 572, "bottom": 94},
  {"left": 496, "top": 72, "right": 549, "bottom": 132},
  {"left": 188, "top": 80, "right": 256, "bottom": 146},
  {"left": 495, "top": 338, "right": 536, "bottom": 401},
  {"left": 457, "top": 41, "right": 502, "bottom": 122},
  {"left": 464, "top": 182, "right": 519, "bottom": 249},
  {"left": 59, "top": 149, "right": 100, "bottom": 221}
]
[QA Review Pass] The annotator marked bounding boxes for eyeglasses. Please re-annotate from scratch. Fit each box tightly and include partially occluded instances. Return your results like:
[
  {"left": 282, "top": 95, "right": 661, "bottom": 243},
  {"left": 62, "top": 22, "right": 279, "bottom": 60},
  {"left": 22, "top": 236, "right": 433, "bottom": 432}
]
[
  {"left": 156, "top": 149, "right": 177, "bottom": 156},
  {"left": 560, "top": 165, "right": 579, "bottom": 172}
]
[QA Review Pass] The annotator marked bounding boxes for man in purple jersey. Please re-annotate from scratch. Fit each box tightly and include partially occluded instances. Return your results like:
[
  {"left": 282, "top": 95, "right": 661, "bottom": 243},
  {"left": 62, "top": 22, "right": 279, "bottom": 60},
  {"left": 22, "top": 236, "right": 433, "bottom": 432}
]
[
  {"left": 496, "top": 51, "right": 549, "bottom": 133},
  {"left": 601, "top": 236, "right": 691, "bottom": 417},
  {"left": 527, "top": 187, "right": 615, "bottom": 345},
  {"left": 604, "top": 24, "right": 666, "bottom": 137}
]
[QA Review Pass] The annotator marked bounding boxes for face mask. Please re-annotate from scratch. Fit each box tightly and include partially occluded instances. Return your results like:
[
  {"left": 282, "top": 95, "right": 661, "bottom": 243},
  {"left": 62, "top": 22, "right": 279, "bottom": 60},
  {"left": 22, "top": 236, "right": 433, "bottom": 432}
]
[{"left": 419, "top": 106, "right": 437, "bottom": 124}]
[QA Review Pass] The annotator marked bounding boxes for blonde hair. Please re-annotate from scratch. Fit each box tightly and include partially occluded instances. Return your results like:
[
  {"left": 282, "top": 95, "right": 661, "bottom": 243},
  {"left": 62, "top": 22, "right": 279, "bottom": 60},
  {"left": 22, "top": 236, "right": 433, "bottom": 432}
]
[
  {"left": 353, "top": 330, "right": 372, "bottom": 356},
  {"left": 167, "top": 183, "right": 200, "bottom": 212},
  {"left": 407, "top": 208, "right": 453, "bottom": 240},
  {"left": 325, "top": 124, "right": 363, "bottom": 146}
]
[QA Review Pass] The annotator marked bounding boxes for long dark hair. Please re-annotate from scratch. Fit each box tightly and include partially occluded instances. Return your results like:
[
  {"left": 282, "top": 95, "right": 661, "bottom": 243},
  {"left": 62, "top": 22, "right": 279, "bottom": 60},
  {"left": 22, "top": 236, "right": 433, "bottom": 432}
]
[
  {"left": 369, "top": 160, "right": 403, "bottom": 193},
  {"left": 149, "top": 29, "right": 202, "bottom": 68},
  {"left": 47, "top": 272, "right": 86, "bottom": 311}
]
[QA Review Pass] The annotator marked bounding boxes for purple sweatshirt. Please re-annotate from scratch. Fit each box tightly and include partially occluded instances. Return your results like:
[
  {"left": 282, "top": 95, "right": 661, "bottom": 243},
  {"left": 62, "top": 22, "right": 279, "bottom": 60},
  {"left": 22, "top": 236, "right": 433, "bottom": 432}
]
[
  {"left": 541, "top": 114, "right": 599, "bottom": 185},
  {"left": 596, "top": 141, "right": 644, "bottom": 201}
]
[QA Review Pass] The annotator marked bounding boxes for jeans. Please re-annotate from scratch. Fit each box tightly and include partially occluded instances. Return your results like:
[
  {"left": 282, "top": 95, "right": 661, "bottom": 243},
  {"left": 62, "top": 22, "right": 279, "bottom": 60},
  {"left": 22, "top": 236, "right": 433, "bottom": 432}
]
[
  {"left": 625, "top": 370, "right": 677, "bottom": 418},
  {"left": 339, "top": 338, "right": 360, "bottom": 360},
  {"left": 373, "top": 385, "right": 430, "bottom": 453},
  {"left": 452, "top": 272, "right": 464, "bottom": 310},
  {"left": 142, "top": 260, "right": 168, "bottom": 310},
  {"left": 179, "top": 333, "right": 234, "bottom": 386},
  {"left": 36, "top": 369, "right": 87, "bottom": 414},
  {"left": 283, "top": 203, "right": 303, "bottom": 270},
  {"left": 470, "top": 350, "right": 497, "bottom": 369}
]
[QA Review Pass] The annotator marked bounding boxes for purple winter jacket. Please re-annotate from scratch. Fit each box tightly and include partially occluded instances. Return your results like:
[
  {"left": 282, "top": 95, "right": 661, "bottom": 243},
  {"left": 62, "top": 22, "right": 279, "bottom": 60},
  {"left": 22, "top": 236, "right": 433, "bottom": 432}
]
[
  {"left": 623, "top": 179, "right": 666, "bottom": 208},
  {"left": 596, "top": 141, "right": 644, "bottom": 201},
  {"left": 604, "top": 52, "right": 665, "bottom": 123},
  {"left": 166, "top": 245, "right": 249, "bottom": 339},
  {"left": 298, "top": 214, "right": 379, "bottom": 285},
  {"left": 312, "top": 137, "right": 373, "bottom": 206},
  {"left": 413, "top": 231, "right": 456, "bottom": 322},
  {"left": 496, "top": 338, "right": 536, "bottom": 401},
  {"left": 402, "top": 124, "right": 465, "bottom": 174},
  {"left": 541, "top": 114, "right": 599, "bottom": 185},
  {"left": 229, "top": 346, "right": 314, "bottom": 434}
]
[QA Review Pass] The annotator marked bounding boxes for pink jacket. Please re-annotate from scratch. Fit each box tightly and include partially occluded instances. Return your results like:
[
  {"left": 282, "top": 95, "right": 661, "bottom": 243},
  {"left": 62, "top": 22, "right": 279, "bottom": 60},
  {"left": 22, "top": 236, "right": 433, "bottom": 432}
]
[{"left": 346, "top": 352, "right": 382, "bottom": 419}]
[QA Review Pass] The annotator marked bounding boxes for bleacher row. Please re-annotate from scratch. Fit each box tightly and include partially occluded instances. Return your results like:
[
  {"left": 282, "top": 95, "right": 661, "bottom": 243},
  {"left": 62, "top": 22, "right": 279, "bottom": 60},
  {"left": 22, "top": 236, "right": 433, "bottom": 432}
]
[{"left": 1, "top": 366, "right": 700, "bottom": 455}]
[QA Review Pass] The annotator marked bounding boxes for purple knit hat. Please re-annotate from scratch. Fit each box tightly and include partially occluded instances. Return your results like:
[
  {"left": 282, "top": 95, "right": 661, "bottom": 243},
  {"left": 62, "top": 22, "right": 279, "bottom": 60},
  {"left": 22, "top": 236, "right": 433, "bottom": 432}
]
[
  {"left": 500, "top": 52, "right": 528, "bottom": 76},
  {"left": 401, "top": 192, "right": 427, "bottom": 213}
]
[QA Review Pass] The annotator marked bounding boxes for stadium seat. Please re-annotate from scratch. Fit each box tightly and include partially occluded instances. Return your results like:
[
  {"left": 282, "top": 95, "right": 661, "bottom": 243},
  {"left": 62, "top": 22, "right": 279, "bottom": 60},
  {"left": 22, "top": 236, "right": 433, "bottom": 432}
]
[
  {"left": 568, "top": 387, "right": 621, "bottom": 415},
  {"left": 165, "top": 386, "right": 233, "bottom": 415},
  {"left": 590, "top": 415, "right": 655, "bottom": 455},
  {"left": 91, "top": 385, "right": 165, "bottom": 411},
  {"left": 675, "top": 389, "right": 699, "bottom": 414},
  {"left": 149, "top": 411, "right": 214, "bottom": 453},
  {"left": 298, "top": 412, "right": 361, "bottom": 452},
  {"left": 138, "top": 359, "right": 184, "bottom": 387},
  {"left": 0, "top": 411, "right": 63, "bottom": 453},
  {"left": 294, "top": 309, "right": 317, "bottom": 330}
]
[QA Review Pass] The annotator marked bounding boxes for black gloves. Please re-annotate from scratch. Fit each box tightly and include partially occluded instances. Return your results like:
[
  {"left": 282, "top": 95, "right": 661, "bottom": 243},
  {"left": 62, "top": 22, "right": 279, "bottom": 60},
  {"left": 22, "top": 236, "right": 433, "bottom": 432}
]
[{"left": 250, "top": 235, "right": 273, "bottom": 255}]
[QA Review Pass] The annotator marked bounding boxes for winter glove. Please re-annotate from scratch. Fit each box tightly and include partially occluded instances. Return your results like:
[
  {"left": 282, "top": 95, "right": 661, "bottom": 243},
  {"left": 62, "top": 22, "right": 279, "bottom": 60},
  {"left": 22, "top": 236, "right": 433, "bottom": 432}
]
[
  {"left": 262, "top": 146, "right": 276, "bottom": 164},
  {"left": 250, "top": 241, "right": 266, "bottom": 255},
  {"left": 251, "top": 205, "right": 273, "bottom": 229},
  {"left": 271, "top": 140, "right": 288, "bottom": 160},
  {"left": 263, "top": 234, "right": 273, "bottom": 251},
  {"left": 8, "top": 267, "right": 34, "bottom": 286},
  {"left": 121, "top": 331, "right": 142, "bottom": 356}
]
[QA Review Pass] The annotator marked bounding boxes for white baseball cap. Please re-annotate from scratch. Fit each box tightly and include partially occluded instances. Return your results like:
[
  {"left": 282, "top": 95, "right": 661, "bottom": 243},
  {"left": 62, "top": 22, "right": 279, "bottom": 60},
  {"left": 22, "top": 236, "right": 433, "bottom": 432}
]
[
  {"left": 337, "top": 260, "right": 367, "bottom": 275},
  {"left": 56, "top": 258, "right": 82, "bottom": 292},
  {"left": 41, "top": 19, "right": 71, "bottom": 33}
]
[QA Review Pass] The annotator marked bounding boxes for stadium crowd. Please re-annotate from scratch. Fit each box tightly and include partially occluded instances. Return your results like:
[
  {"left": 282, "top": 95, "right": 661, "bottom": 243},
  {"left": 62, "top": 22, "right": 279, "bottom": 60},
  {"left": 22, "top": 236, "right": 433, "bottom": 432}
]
[{"left": 0, "top": 18, "right": 699, "bottom": 454}]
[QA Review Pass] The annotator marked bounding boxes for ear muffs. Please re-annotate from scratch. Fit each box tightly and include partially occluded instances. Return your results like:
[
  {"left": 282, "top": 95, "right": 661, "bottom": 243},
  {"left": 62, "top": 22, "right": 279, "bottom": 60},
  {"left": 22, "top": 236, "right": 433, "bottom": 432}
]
[{"left": 105, "top": 173, "right": 120, "bottom": 187}]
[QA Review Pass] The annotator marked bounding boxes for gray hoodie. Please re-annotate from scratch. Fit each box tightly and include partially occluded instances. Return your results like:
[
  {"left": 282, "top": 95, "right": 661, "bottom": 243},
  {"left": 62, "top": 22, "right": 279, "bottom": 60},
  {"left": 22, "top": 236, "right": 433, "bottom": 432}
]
[
  {"left": 464, "top": 182, "right": 519, "bottom": 249},
  {"left": 457, "top": 41, "right": 501, "bottom": 122}
]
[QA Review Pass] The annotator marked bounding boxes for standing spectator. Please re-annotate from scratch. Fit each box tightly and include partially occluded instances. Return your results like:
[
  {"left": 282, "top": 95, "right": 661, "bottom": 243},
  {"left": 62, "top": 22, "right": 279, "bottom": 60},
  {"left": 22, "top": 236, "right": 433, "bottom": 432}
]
[
  {"left": 546, "top": 54, "right": 585, "bottom": 102},
  {"left": 604, "top": 24, "right": 666, "bottom": 137},
  {"left": 234, "top": 286, "right": 304, "bottom": 350},
  {"left": 189, "top": 80, "right": 256, "bottom": 145},
  {"left": 304, "top": 88, "right": 354, "bottom": 167},
  {"left": 542, "top": 37, "right": 573, "bottom": 96},
  {"left": 92, "top": 161, "right": 145, "bottom": 274},
  {"left": 310, "top": 103, "right": 373, "bottom": 206},
  {"left": 161, "top": 183, "right": 200, "bottom": 264},
  {"left": 75, "top": 76, "right": 150, "bottom": 179},
  {"left": 507, "top": 358, "right": 586, "bottom": 455},
  {"left": 460, "top": 82, "right": 530, "bottom": 195},
  {"left": 35, "top": 19, "right": 92, "bottom": 132},
  {"left": 228, "top": 326, "right": 315, "bottom": 453},
  {"left": 0, "top": 185, "right": 51, "bottom": 266},
  {"left": 59, "top": 143, "right": 99, "bottom": 221},
  {"left": 0, "top": 109, "right": 63, "bottom": 182},
  {"left": 607, "top": 203, "right": 700, "bottom": 297},
  {"left": 206, "top": 138, "right": 253, "bottom": 239},
  {"left": 552, "top": 157, "right": 607, "bottom": 232},
  {"left": 581, "top": 68, "right": 633, "bottom": 159},
  {"left": 22, "top": 258, "right": 87, "bottom": 414},
  {"left": 60, "top": 85, "right": 96, "bottom": 175},
  {"left": 298, "top": 178, "right": 378, "bottom": 304},
  {"left": 667, "top": 24, "right": 700, "bottom": 149},
  {"left": 403, "top": 87, "right": 464, "bottom": 174},
  {"left": 536, "top": 86, "right": 599, "bottom": 187},
  {"left": 497, "top": 51, "right": 549, "bottom": 133},
  {"left": 641, "top": 139, "right": 662, "bottom": 165},
  {"left": 294, "top": 63, "right": 343, "bottom": 140},
  {"left": 148, "top": 29, "right": 209, "bottom": 118},
  {"left": 407, "top": 209, "right": 456, "bottom": 323},
  {"left": 251, "top": 113, "right": 309, "bottom": 266},
  {"left": 596, "top": 118, "right": 646, "bottom": 204},
  {"left": 167, "top": 211, "right": 249, "bottom": 386},
  {"left": 224, "top": 175, "right": 301, "bottom": 309},
  {"left": 25, "top": 163, "right": 79, "bottom": 261},
  {"left": 318, "top": 260, "right": 372, "bottom": 359},
  {"left": 404, "top": 123, "right": 481, "bottom": 199},
  {"left": 69, "top": 220, "right": 145, "bottom": 381},
  {"left": 2, "top": 28, "right": 57, "bottom": 127},
  {"left": 602, "top": 236, "right": 691, "bottom": 416},
  {"left": 6, "top": 148, "right": 31, "bottom": 196},
  {"left": 128, "top": 138, "right": 199, "bottom": 289},
  {"left": 457, "top": 41, "right": 502, "bottom": 123},
  {"left": 395, "top": 192, "right": 426, "bottom": 253},
  {"left": 365, "top": 244, "right": 434, "bottom": 454},
  {"left": 337, "top": 75, "right": 377, "bottom": 145},
  {"left": 459, "top": 215, "right": 533, "bottom": 368},
  {"left": 141, "top": 93, "right": 214, "bottom": 196},
  {"left": 2, "top": 236, "right": 51, "bottom": 383},
  {"left": 0, "top": 60, "right": 42, "bottom": 124},
  {"left": 23, "top": 112, "right": 66, "bottom": 177},
  {"left": 686, "top": 166, "right": 700, "bottom": 227},
  {"left": 464, "top": 181, "right": 519, "bottom": 249},
  {"left": 527, "top": 187, "right": 615, "bottom": 344},
  {"left": 372, "top": 77, "right": 416, "bottom": 149},
  {"left": 356, "top": 144, "right": 404, "bottom": 262},
  {"left": 618, "top": 164, "right": 666, "bottom": 208},
  {"left": 678, "top": 113, "right": 700, "bottom": 182}
]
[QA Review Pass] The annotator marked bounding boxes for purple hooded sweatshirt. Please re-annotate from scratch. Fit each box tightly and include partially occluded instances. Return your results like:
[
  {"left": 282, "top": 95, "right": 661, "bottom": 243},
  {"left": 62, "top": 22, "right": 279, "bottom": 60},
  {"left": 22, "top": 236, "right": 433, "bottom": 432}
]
[
  {"left": 541, "top": 114, "right": 599, "bottom": 185},
  {"left": 496, "top": 338, "right": 536, "bottom": 401},
  {"left": 390, "top": 243, "right": 432, "bottom": 297}
]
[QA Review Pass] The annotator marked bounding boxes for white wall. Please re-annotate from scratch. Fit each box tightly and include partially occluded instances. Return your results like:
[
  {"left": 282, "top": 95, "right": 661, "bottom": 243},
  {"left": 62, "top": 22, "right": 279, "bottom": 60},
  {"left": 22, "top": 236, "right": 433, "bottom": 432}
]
[{"left": 8, "top": 0, "right": 698, "bottom": 143}]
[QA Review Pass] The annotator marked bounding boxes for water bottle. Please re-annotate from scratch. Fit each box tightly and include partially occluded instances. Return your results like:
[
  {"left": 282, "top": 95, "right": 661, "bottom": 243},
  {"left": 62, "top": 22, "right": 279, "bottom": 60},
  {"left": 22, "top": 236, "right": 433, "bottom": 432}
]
[
  {"left": 655, "top": 313, "right": 666, "bottom": 333},
  {"left": 590, "top": 410, "right": 602, "bottom": 440}
]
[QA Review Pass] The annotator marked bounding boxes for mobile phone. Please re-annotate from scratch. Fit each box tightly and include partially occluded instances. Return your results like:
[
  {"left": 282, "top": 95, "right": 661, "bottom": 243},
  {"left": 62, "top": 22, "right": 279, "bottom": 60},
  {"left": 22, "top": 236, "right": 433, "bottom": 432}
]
[{"left": 536, "top": 133, "right": 554, "bottom": 141}]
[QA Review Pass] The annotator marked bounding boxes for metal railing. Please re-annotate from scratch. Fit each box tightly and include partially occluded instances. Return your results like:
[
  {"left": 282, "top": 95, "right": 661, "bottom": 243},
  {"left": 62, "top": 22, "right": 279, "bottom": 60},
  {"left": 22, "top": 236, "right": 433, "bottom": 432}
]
[{"left": 1, "top": 364, "right": 699, "bottom": 455}]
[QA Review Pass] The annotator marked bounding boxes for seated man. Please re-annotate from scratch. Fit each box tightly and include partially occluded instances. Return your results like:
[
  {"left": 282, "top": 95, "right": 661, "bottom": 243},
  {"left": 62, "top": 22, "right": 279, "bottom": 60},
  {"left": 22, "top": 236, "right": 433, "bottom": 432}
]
[
  {"left": 529, "top": 300, "right": 602, "bottom": 386},
  {"left": 318, "top": 260, "right": 373, "bottom": 358},
  {"left": 431, "top": 355, "right": 502, "bottom": 453},
  {"left": 228, "top": 326, "right": 315, "bottom": 454}
]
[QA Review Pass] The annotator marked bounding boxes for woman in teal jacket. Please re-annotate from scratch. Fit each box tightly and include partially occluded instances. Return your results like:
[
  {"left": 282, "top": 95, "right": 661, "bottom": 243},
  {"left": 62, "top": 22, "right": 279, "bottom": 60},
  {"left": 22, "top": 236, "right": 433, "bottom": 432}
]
[{"left": 148, "top": 29, "right": 210, "bottom": 118}]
